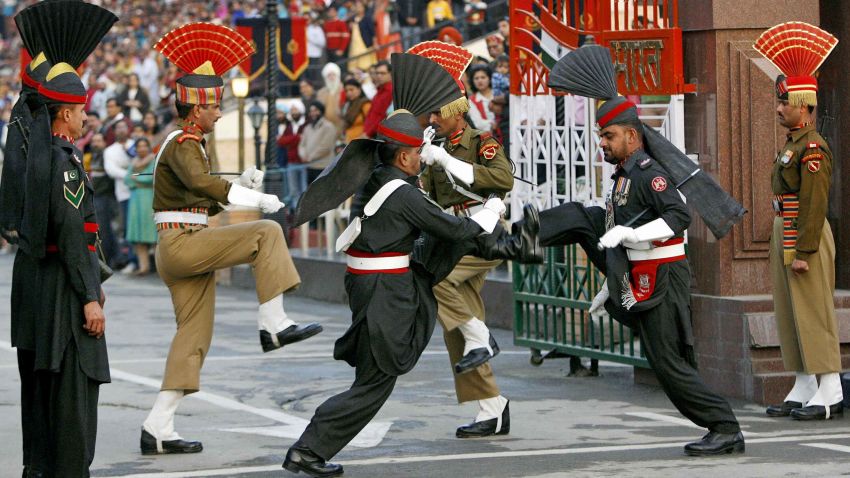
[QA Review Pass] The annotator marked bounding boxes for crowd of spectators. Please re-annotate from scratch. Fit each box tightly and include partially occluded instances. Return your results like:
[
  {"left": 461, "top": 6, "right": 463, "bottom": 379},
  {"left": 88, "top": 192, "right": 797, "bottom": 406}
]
[{"left": 0, "top": 0, "right": 509, "bottom": 254}]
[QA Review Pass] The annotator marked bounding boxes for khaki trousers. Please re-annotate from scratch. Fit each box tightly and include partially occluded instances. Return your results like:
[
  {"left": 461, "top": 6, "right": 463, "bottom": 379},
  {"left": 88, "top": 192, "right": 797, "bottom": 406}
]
[
  {"left": 156, "top": 220, "right": 301, "bottom": 393},
  {"left": 433, "top": 255, "right": 503, "bottom": 403},
  {"left": 770, "top": 217, "right": 840, "bottom": 374}
]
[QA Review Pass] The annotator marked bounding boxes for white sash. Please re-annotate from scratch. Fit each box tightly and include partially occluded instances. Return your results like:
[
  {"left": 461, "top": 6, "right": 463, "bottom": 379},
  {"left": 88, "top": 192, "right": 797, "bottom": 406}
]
[{"left": 335, "top": 179, "right": 409, "bottom": 252}]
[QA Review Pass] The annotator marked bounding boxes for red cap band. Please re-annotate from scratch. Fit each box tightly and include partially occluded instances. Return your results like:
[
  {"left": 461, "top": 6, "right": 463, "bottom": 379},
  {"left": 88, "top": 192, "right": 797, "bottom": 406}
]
[
  {"left": 38, "top": 85, "right": 87, "bottom": 104},
  {"left": 377, "top": 124, "right": 423, "bottom": 147},
  {"left": 598, "top": 100, "right": 636, "bottom": 128}
]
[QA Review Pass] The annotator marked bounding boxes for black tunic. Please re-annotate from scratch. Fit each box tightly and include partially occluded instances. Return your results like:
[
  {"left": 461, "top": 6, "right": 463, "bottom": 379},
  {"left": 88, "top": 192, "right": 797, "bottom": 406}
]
[
  {"left": 0, "top": 92, "right": 34, "bottom": 240},
  {"left": 13, "top": 135, "right": 110, "bottom": 382},
  {"left": 299, "top": 164, "right": 486, "bottom": 460},
  {"left": 334, "top": 164, "right": 484, "bottom": 376},
  {"left": 538, "top": 148, "right": 739, "bottom": 434}
]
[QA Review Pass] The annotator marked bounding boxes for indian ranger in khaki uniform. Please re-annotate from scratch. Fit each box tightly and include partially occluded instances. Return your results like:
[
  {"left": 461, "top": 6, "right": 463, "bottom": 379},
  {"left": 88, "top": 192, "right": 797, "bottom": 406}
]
[
  {"left": 139, "top": 23, "right": 322, "bottom": 455},
  {"left": 412, "top": 41, "right": 516, "bottom": 438},
  {"left": 755, "top": 23, "right": 843, "bottom": 420}
]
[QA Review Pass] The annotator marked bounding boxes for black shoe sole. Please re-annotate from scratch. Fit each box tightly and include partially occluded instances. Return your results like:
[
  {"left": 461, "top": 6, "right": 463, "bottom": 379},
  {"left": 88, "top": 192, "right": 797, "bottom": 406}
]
[
  {"left": 455, "top": 428, "right": 510, "bottom": 438},
  {"left": 684, "top": 442, "right": 745, "bottom": 456},
  {"left": 283, "top": 460, "right": 344, "bottom": 477},
  {"left": 765, "top": 409, "right": 792, "bottom": 417},
  {"left": 140, "top": 444, "right": 203, "bottom": 455},
  {"left": 791, "top": 410, "right": 844, "bottom": 421}
]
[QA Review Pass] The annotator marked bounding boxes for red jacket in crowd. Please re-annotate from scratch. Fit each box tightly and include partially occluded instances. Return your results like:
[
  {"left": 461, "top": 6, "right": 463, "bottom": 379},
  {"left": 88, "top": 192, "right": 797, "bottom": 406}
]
[
  {"left": 277, "top": 122, "right": 307, "bottom": 164},
  {"left": 363, "top": 82, "right": 393, "bottom": 138},
  {"left": 324, "top": 20, "right": 351, "bottom": 54}
]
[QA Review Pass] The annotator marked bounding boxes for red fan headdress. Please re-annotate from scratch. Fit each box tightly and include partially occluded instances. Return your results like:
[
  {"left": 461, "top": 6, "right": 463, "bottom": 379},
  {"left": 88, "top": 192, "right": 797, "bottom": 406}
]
[
  {"left": 154, "top": 23, "right": 255, "bottom": 105},
  {"left": 754, "top": 21, "right": 838, "bottom": 106},
  {"left": 407, "top": 41, "right": 473, "bottom": 117}
]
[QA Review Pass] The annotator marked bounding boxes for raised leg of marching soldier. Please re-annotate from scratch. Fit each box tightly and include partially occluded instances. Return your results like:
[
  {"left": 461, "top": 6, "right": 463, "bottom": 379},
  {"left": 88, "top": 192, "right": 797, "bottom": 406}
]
[
  {"left": 140, "top": 220, "right": 316, "bottom": 453},
  {"left": 433, "top": 256, "right": 511, "bottom": 437},
  {"left": 141, "top": 24, "right": 321, "bottom": 454}
]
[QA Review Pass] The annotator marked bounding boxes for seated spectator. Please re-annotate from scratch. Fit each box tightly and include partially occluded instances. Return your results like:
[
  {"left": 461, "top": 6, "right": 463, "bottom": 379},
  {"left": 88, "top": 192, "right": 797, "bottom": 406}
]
[
  {"left": 341, "top": 79, "right": 372, "bottom": 143},
  {"left": 467, "top": 64, "right": 496, "bottom": 132},
  {"left": 124, "top": 137, "right": 157, "bottom": 276}
]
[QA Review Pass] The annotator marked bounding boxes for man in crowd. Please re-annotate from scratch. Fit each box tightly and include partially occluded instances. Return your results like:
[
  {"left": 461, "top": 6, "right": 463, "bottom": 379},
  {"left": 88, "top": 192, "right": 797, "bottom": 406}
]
[
  {"left": 362, "top": 60, "right": 393, "bottom": 138},
  {"left": 299, "top": 101, "right": 338, "bottom": 184}
]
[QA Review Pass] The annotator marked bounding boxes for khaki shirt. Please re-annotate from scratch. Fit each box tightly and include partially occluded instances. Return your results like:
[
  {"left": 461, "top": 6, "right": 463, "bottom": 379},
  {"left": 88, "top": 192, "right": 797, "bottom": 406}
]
[
  {"left": 771, "top": 124, "right": 832, "bottom": 260},
  {"left": 420, "top": 126, "right": 513, "bottom": 208},
  {"left": 153, "top": 122, "right": 231, "bottom": 215}
]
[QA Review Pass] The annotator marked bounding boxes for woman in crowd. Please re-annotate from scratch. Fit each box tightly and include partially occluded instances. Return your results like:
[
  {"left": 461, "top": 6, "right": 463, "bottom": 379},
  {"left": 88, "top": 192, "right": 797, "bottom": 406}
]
[
  {"left": 116, "top": 73, "right": 151, "bottom": 124},
  {"left": 467, "top": 64, "right": 496, "bottom": 132},
  {"left": 123, "top": 137, "right": 157, "bottom": 276},
  {"left": 341, "top": 79, "right": 371, "bottom": 143}
]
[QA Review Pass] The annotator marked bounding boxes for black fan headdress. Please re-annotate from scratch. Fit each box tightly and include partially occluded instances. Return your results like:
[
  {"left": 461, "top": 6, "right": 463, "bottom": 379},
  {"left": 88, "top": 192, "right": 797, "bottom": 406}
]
[
  {"left": 391, "top": 53, "right": 467, "bottom": 117},
  {"left": 548, "top": 43, "right": 745, "bottom": 239}
]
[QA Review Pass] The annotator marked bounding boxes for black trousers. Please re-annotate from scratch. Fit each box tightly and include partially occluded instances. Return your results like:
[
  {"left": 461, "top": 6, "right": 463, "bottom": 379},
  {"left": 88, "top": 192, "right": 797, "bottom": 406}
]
[
  {"left": 636, "top": 262, "right": 740, "bottom": 434},
  {"left": 24, "top": 341, "right": 101, "bottom": 477},
  {"left": 298, "top": 323, "right": 398, "bottom": 460},
  {"left": 17, "top": 349, "right": 36, "bottom": 472}
]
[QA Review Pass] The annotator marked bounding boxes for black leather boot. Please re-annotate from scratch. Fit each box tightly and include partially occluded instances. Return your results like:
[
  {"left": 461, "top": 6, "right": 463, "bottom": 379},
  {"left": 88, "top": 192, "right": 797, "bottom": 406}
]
[
  {"left": 476, "top": 204, "right": 543, "bottom": 264},
  {"left": 260, "top": 322, "right": 323, "bottom": 352},
  {"left": 683, "top": 431, "right": 745, "bottom": 456},
  {"left": 140, "top": 429, "right": 203, "bottom": 455},
  {"left": 283, "top": 444, "right": 343, "bottom": 477}
]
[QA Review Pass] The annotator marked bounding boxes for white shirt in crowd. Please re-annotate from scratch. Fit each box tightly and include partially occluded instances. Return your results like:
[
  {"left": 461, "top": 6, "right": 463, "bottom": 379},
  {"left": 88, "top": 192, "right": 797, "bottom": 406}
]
[
  {"left": 135, "top": 53, "right": 160, "bottom": 100},
  {"left": 307, "top": 24, "right": 327, "bottom": 60},
  {"left": 104, "top": 140, "right": 133, "bottom": 202}
]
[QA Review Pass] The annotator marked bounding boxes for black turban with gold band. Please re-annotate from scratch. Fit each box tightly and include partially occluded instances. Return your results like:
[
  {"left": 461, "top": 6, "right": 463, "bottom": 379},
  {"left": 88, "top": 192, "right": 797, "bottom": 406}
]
[
  {"left": 16, "top": 0, "right": 117, "bottom": 258},
  {"left": 154, "top": 23, "right": 256, "bottom": 106}
]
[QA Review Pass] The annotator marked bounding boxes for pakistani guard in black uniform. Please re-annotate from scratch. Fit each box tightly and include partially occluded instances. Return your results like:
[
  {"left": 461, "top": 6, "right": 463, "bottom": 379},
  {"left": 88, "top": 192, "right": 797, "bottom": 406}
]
[
  {"left": 10, "top": 3, "right": 118, "bottom": 477},
  {"left": 541, "top": 44, "right": 746, "bottom": 456},
  {"left": 283, "top": 53, "right": 540, "bottom": 477}
]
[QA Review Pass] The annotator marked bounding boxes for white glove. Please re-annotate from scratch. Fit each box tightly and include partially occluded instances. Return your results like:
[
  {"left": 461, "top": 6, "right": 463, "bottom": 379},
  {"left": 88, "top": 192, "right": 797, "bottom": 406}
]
[
  {"left": 227, "top": 183, "right": 285, "bottom": 213},
  {"left": 236, "top": 166, "right": 264, "bottom": 189},
  {"left": 483, "top": 197, "right": 506, "bottom": 216},
  {"left": 588, "top": 281, "right": 609, "bottom": 318},
  {"left": 422, "top": 126, "right": 436, "bottom": 147},
  {"left": 421, "top": 144, "right": 475, "bottom": 185},
  {"left": 420, "top": 143, "right": 451, "bottom": 167},
  {"left": 598, "top": 225, "right": 639, "bottom": 249}
]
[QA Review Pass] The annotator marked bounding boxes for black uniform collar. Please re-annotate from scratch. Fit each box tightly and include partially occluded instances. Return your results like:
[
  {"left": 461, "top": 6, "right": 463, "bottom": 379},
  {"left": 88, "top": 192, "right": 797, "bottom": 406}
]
[
  {"left": 614, "top": 148, "right": 648, "bottom": 176},
  {"left": 52, "top": 132, "right": 77, "bottom": 150}
]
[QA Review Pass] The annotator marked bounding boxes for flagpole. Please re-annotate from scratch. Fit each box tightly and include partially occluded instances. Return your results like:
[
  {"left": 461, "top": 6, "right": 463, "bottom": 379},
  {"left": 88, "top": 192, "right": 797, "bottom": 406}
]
[{"left": 266, "top": 0, "right": 278, "bottom": 171}]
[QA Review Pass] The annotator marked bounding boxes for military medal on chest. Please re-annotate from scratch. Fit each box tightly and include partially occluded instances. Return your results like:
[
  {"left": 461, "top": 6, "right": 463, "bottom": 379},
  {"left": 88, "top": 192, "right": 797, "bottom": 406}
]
[{"left": 612, "top": 176, "right": 631, "bottom": 206}]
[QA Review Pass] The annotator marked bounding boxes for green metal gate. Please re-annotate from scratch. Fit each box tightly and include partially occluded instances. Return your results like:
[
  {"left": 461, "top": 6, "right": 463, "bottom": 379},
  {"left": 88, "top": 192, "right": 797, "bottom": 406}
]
[{"left": 513, "top": 245, "right": 649, "bottom": 368}]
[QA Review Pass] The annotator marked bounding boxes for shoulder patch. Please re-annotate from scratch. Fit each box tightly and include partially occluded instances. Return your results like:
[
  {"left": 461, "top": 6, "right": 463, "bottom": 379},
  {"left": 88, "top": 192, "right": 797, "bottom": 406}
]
[
  {"left": 479, "top": 143, "right": 499, "bottom": 160},
  {"left": 638, "top": 157, "right": 653, "bottom": 169},
  {"left": 176, "top": 133, "right": 202, "bottom": 144},
  {"left": 64, "top": 182, "right": 85, "bottom": 209},
  {"left": 650, "top": 176, "right": 668, "bottom": 192},
  {"left": 63, "top": 169, "right": 79, "bottom": 182}
]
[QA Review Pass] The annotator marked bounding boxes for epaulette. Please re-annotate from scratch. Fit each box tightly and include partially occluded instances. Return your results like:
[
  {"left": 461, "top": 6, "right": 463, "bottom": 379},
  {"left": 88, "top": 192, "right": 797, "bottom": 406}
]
[
  {"left": 806, "top": 141, "right": 821, "bottom": 150},
  {"left": 638, "top": 156, "right": 653, "bottom": 170},
  {"left": 176, "top": 133, "right": 202, "bottom": 144}
]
